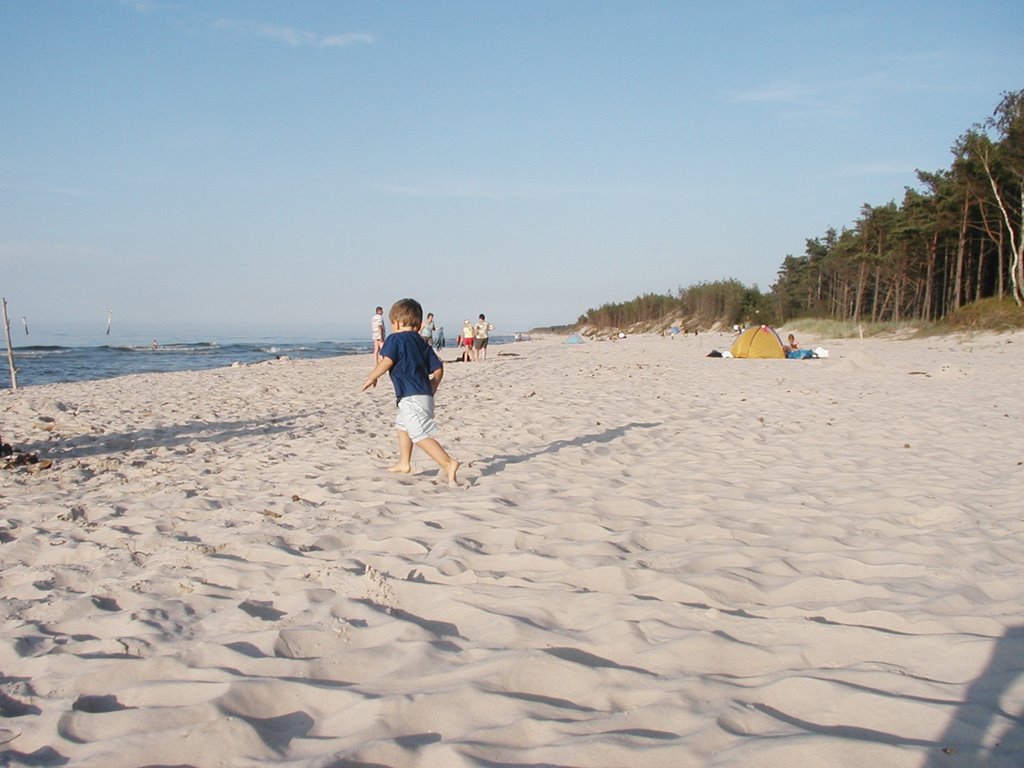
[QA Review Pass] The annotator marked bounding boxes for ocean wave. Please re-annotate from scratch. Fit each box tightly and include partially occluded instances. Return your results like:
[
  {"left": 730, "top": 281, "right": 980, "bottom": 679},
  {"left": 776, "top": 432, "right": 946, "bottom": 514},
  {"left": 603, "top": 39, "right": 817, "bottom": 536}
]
[
  {"left": 103, "top": 342, "right": 221, "bottom": 354},
  {"left": 259, "top": 344, "right": 317, "bottom": 354},
  {"left": 12, "top": 345, "right": 70, "bottom": 355}
]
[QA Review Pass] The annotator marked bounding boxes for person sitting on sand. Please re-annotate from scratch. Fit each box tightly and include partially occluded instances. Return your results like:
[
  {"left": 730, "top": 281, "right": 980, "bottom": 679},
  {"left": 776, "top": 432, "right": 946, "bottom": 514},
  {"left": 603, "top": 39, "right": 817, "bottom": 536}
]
[
  {"left": 787, "top": 333, "right": 799, "bottom": 351},
  {"left": 362, "top": 298, "right": 460, "bottom": 485}
]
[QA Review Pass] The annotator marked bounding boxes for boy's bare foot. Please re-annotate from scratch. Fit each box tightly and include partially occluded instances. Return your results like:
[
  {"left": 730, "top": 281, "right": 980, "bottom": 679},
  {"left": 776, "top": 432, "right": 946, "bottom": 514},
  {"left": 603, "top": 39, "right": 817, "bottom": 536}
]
[
  {"left": 445, "top": 460, "right": 460, "bottom": 486},
  {"left": 387, "top": 463, "right": 412, "bottom": 474}
]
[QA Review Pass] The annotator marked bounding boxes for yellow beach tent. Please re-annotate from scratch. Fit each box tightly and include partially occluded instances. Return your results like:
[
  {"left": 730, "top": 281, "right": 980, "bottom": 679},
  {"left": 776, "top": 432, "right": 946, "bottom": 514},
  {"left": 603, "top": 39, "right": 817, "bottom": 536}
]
[{"left": 730, "top": 325, "right": 786, "bottom": 358}]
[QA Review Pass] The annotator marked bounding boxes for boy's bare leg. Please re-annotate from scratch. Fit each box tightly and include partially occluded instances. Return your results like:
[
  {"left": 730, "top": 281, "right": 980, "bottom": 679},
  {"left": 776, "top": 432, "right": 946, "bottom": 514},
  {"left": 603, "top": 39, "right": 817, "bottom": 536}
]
[
  {"left": 416, "top": 438, "right": 460, "bottom": 485},
  {"left": 388, "top": 430, "right": 414, "bottom": 473}
]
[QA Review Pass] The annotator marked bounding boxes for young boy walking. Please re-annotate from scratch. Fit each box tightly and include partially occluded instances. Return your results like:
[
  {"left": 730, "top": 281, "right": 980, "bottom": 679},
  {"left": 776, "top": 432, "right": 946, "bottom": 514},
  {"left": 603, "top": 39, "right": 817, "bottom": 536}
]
[{"left": 362, "top": 298, "right": 460, "bottom": 485}]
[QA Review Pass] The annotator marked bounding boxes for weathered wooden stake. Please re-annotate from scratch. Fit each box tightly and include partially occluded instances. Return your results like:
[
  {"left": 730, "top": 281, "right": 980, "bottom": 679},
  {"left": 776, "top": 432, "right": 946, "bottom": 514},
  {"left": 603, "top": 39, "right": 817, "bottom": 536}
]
[{"left": 3, "top": 298, "right": 18, "bottom": 391}]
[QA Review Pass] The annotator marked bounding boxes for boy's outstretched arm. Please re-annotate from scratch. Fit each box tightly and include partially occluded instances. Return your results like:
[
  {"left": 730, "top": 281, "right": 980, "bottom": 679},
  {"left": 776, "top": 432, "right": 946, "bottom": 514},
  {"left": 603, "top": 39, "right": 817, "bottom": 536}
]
[
  {"left": 362, "top": 357, "right": 394, "bottom": 390},
  {"left": 429, "top": 365, "right": 443, "bottom": 395}
]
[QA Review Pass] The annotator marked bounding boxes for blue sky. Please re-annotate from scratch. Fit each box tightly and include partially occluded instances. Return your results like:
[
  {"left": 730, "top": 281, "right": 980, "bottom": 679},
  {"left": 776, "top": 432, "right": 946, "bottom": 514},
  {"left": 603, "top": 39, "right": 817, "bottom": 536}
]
[{"left": 2, "top": 0, "right": 1021, "bottom": 341}]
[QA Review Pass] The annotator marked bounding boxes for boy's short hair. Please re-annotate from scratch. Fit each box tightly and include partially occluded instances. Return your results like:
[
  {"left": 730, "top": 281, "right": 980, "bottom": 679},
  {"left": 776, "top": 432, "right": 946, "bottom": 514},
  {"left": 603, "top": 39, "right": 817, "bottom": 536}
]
[{"left": 389, "top": 298, "right": 423, "bottom": 328}]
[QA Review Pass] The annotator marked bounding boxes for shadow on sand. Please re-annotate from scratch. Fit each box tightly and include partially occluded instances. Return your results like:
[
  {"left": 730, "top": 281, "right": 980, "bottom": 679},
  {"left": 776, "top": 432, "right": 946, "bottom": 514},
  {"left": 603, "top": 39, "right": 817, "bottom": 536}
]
[
  {"left": 22, "top": 414, "right": 309, "bottom": 461},
  {"left": 922, "top": 624, "right": 1024, "bottom": 767},
  {"left": 476, "top": 421, "right": 661, "bottom": 477}
]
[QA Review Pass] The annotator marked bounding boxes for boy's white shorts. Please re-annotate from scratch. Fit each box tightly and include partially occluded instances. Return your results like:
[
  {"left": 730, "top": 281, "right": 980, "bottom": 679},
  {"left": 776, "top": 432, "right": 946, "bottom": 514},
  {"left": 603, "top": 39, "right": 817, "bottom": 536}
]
[{"left": 395, "top": 395, "right": 438, "bottom": 443}]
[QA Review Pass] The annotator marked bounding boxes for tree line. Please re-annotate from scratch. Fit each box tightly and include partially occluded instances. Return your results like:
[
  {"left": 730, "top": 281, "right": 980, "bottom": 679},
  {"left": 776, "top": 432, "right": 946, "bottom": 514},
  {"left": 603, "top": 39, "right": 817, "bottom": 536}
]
[
  {"left": 579, "top": 91, "right": 1023, "bottom": 330},
  {"left": 578, "top": 280, "right": 770, "bottom": 329}
]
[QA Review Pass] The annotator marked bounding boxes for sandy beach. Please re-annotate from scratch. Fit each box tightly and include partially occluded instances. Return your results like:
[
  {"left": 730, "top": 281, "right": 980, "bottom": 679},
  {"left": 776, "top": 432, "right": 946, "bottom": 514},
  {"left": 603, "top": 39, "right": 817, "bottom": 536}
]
[{"left": 1, "top": 331, "right": 1022, "bottom": 767}]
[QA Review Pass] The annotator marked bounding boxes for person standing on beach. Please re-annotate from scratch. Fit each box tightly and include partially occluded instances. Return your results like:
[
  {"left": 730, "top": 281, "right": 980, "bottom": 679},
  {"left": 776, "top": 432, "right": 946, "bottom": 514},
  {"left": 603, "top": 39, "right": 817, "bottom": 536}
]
[
  {"left": 474, "top": 313, "right": 494, "bottom": 362},
  {"left": 371, "top": 306, "right": 386, "bottom": 364},
  {"left": 420, "top": 312, "right": 436, "bottom": 346},
  {"left": 362, "top": 298, "right": 460, "bottom": 485}
]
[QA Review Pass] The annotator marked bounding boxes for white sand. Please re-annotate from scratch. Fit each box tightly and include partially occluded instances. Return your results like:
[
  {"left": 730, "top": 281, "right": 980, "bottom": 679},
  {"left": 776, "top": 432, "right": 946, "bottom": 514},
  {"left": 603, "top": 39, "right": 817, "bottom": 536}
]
[{"left": 1, "top": 331, "right": 1023, "bottom": 767}]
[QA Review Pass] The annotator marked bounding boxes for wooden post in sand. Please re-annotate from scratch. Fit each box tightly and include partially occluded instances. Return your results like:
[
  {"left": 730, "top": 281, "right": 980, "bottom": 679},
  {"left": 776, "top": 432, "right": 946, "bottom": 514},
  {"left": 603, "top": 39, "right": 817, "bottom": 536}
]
[{"left": 2, "top": 298, "right": 18, "bottom": 391}]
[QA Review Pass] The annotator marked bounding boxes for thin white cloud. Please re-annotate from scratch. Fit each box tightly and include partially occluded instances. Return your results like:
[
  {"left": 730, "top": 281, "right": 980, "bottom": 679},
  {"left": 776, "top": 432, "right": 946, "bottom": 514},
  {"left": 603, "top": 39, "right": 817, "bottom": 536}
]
[
  {"left": 836, "top": 163, "right": 916, "bottom": 177},
  {"left": 373, "top": 179, "right": 584, "bottom": 202},
  {"left": 214, "top": 19, "right": 375, "bottom": 48},
  {"left": 0, "top": 182, "right": 91, "bottom": 197},
  {"left": 884, "top": 50, "right": 947, "bottom": 64},
  {"left": 724, "top": 77, "right": 868, "bottom": 123},
  {"left": 0, "top": 241, "right": 101, "bottom": 263},
  {"left": 372, "top": 178, "right": 658, "bottom": 202},
  {"left": 319, "top": 32, "right": 376, "bottom": 48},
  {"left": 725, "top": 86, "right": 853, "bottom": 126},
  {"left": 725, "top": 84, "right": 809, "bottom": 105},
  {"left": 727, "top": 54, "right": 952, "bottom": 118},
  {"left": 116, "top": 0, "right": 166, "bottom": 12},
  {"left": 375, "top": 181, "right": 507, "bottom": 201}
]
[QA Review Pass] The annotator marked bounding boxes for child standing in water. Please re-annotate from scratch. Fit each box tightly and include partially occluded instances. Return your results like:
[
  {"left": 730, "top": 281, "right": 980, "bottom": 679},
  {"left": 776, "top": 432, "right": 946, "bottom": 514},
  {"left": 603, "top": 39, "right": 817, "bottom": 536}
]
[{"left": 362, "top": 298, "right": 460, "bottom": 485}]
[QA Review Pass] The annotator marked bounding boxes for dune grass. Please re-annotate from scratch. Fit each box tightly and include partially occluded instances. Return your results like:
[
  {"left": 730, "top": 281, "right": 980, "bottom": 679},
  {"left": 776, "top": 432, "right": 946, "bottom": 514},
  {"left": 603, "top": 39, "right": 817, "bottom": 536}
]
[
  {"left": 779, "top": 318, "right": 922, "bottom": 339},
  {"left": 940, "top": 297, "right": 1024, "bottom": 332},
  {"left": 781, "top": 298, "right": 1024, "bottom": 338}
]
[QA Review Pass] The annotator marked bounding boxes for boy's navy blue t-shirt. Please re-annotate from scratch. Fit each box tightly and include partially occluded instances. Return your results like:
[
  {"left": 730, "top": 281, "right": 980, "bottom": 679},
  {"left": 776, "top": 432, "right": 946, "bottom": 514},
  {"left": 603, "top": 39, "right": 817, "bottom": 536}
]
[{"left": 380, "top": 331, "right": 443, "bottom": 402}]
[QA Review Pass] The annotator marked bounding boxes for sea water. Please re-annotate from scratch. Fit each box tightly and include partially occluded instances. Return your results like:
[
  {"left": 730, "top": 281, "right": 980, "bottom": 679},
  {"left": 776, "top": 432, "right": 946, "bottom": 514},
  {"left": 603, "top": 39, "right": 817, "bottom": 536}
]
[{"left": 1, "top": 330, "right": 503, "bottom": 389}]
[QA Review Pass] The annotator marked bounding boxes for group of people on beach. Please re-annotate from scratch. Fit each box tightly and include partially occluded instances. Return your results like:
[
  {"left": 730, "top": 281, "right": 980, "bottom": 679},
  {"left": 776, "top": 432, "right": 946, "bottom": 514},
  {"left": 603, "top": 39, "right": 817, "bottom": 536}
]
[
  {"left": 371, "top": 306, "right": 493, "bottom": 364},
  {"left": 457, "top": 314, "right": 495, "bottom": 363}
]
